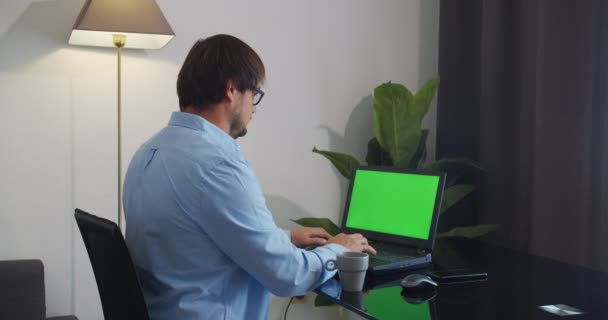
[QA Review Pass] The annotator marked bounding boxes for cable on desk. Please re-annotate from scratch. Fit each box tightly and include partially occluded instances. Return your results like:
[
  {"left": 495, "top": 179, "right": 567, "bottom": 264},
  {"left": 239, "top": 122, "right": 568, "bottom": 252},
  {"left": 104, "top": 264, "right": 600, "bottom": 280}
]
[{"left": 283, "top": 297, "right": 294, "bottom": 320}]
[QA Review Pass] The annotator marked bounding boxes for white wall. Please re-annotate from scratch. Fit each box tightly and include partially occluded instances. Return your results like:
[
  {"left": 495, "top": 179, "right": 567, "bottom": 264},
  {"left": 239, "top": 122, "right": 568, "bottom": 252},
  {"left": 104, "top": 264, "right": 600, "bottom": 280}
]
[{"left": 0, "top": 0, "right": 439, "bottom": 319}]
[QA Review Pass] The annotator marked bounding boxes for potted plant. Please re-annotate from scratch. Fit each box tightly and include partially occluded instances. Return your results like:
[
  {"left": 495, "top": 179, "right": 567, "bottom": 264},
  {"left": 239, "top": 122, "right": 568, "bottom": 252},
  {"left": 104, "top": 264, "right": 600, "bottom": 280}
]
[{"left": 294, "top": 78, "right": 497, "bottom": 240}]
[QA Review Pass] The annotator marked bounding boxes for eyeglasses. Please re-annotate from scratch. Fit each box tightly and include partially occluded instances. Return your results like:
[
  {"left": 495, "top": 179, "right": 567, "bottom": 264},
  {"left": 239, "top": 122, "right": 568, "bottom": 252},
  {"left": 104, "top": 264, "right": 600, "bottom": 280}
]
[{"left": 252, "top": 88, "right": 265, "bottom": 106}]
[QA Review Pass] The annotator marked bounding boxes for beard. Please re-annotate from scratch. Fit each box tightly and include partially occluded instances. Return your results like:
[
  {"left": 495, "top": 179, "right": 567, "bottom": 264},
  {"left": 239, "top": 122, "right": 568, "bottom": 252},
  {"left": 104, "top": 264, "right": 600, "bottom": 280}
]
[{"left": 229, "top": 111, "right": 248, "bottom": 139}]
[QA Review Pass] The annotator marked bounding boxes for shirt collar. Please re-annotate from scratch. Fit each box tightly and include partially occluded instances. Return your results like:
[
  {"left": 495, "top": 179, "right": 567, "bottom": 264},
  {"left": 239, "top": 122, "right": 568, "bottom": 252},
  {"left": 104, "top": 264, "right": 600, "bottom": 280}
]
[{"left": 168, "top": 111, "right": 240, "bottom": 151}]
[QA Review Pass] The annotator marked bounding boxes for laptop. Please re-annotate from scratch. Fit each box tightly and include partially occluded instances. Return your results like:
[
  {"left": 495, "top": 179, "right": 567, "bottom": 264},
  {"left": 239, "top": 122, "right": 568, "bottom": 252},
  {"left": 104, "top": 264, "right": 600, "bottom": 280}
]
[{"left": 340, "top": 166, "right": 446, "bottom": 274}]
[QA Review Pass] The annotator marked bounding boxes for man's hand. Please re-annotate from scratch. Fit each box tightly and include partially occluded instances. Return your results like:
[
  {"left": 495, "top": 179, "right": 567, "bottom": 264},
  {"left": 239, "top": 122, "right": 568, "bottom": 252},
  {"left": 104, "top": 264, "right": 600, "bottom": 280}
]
[
  {"left": 290, "top": 227, "right": 331, "bottom": 248},
  {"left": 326, "top": 233, "right": 377, "bottom": 255}
]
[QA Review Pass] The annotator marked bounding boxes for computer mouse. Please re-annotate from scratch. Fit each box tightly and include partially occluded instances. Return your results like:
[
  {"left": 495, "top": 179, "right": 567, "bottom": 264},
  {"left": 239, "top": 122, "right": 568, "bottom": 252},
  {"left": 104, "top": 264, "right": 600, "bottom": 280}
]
[
  {"left": 400, "top": 286, "right": 438, "bottom": 304},
  {"left": 400, "top": 273, "right": 438, "bottom": 289}
]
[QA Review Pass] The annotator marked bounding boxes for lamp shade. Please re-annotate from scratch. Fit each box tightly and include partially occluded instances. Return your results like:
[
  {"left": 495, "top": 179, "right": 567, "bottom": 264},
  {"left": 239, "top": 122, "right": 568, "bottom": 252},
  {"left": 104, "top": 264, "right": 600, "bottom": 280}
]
[{"left": 69, "top": 0, "right": 175, "bottom": 49}]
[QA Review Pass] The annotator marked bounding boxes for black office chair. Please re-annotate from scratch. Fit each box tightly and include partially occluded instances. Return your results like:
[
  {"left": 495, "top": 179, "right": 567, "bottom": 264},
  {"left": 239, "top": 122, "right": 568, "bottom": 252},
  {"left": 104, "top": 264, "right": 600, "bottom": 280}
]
[{"left": 74, "top": 208, "right": 150, "bottom": 320}]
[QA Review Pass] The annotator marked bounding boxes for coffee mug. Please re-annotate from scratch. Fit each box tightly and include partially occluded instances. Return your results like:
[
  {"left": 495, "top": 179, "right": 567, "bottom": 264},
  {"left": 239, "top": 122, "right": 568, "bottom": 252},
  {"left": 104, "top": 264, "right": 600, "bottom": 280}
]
[{"left": 325, "top": 252, "right": 369, "bottom": 292}]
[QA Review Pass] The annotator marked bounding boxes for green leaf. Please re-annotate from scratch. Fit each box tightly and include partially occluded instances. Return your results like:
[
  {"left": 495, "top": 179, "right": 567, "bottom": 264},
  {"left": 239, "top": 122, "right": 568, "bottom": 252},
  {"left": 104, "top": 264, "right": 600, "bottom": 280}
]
[
  {"left": 425, "top": 158, "right": 485, "bottom": 186},
  {"left": 291, "top": 218, "right": 341, "bottom": 236},
  {"left": 373, "top": 82, "right": 419, "bottom": 167},
  {"left": 424, "top": 158, "right": 485, "bottom": 173},
  {"left": 437, "top": 224, "right": 499, "bottom": 239},
  {"left": 441, "top": 184, "right": 477, "bottom": 214},
  {"left": 372, "top": 79, "right": 438, "bottom": 167},
  {"left": 365, "top": 137, "right": 393, "bottom": 166},
  {"left": 408, "top": 129, "right": 428, "bottom": 168},
  {"left": 312, "top": 147, "right": 360, "bottom": 179},
  {"left": 314, "top": 295, "right": 335, "bottom": 307},
  {"left": 410, "top": 78, "right": 440, "bottom": 119}
]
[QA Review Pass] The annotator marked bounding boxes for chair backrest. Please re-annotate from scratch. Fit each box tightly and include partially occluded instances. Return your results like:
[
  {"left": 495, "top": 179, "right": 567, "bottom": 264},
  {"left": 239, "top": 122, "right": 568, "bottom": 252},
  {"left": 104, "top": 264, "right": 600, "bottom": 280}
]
[
  {"left": 0, "top": 260, "right": 45, "bottom": 320},
  {"left": 74, "top": 208, "right": 149, "bottom": 320}
]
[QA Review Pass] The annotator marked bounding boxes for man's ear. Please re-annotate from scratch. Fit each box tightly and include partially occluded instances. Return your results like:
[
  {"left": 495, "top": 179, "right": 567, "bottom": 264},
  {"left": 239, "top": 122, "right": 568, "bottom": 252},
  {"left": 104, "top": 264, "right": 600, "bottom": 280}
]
[{"left": 224, "top": 79, "right": 237, "bottom": 104}]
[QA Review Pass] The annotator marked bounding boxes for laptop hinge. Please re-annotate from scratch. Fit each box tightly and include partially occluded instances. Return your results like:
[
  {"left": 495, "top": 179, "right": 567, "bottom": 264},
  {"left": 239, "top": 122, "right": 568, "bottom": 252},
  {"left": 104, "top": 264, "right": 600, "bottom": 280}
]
[{"left": 417, "top": 248, "right": 431, "bottom": 255}]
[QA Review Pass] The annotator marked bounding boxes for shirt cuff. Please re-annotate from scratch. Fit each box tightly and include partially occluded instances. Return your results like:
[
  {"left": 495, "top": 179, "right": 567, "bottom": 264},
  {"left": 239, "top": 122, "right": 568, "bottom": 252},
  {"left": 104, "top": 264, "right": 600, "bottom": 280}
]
[
  {"left": 310, "top": 243, "right": 349, "bottom": 262},
  {"left": 310, "top": 244, "right": 350, "bottom": 280},
  {"left": 318, "top": 243, "right": 349, "bottom": 255}
]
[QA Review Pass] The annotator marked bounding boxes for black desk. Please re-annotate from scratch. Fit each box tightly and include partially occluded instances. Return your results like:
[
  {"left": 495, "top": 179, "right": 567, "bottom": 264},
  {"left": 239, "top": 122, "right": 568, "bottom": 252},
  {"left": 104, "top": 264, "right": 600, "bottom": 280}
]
[{"left": 315, "top": 239, "right": 608, "bottom": 319}]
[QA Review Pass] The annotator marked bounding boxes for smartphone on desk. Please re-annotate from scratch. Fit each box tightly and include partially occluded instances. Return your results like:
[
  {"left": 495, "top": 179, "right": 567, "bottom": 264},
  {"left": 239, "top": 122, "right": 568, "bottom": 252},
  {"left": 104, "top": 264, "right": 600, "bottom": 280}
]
[{"left": 426, "top": 268, "right": 488, "bottom": 283}]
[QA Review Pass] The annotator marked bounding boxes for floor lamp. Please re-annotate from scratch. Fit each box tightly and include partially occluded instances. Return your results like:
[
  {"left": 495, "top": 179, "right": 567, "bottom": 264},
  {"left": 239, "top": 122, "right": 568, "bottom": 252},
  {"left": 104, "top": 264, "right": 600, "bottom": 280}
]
[{"left": 68, "top": 0, "right": 174, "bottom": 229}]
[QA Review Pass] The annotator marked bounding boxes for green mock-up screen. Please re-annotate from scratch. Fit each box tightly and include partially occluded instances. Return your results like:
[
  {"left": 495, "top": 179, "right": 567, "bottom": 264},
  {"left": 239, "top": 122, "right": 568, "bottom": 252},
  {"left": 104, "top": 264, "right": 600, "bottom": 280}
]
[{"left": 344, "top": 169, "right": 439, "bottom": 240}]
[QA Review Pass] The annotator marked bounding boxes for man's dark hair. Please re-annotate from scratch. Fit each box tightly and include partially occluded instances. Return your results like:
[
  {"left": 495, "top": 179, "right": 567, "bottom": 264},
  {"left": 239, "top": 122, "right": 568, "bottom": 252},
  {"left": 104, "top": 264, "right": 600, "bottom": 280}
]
[{"left": 177, "top": 34, "right": 265, "bottom": 111}]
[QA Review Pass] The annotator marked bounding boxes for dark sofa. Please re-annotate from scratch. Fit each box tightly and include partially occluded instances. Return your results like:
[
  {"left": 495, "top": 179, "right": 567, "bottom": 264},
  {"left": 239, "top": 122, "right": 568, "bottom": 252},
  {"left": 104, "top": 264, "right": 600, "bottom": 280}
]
[{"left": 0, "top": 260, "right": 78, "bottom": 320}]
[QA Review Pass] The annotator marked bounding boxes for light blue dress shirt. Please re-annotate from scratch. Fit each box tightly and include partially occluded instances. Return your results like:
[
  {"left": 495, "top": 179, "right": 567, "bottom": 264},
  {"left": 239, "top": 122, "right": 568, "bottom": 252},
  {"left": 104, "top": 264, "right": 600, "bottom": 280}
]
[{"left": 123, "top": 112, "right": 347, "bottom": 320}]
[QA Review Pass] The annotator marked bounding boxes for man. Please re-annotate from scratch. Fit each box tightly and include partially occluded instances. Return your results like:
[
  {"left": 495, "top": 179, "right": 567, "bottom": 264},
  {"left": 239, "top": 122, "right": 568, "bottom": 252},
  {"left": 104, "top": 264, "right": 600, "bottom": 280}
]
[{"left": 123, "top": 34, "right": 375, "bottom": 319}]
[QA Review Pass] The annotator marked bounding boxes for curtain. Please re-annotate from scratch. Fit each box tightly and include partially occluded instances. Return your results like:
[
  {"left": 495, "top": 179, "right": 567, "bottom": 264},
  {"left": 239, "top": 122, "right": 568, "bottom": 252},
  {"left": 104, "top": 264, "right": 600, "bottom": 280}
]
[{"left": 438, "top": 0, "right": 608, "bottom": 271}]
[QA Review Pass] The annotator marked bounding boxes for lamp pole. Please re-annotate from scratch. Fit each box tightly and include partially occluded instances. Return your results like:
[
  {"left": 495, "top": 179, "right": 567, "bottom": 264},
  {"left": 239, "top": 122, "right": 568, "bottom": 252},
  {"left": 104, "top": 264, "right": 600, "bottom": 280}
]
[
  {"left": 113, "top": 34, "right": 126, "bottom": 229},
  {"left": 69, "top": 1, "right": 175, "bottom": 230}
]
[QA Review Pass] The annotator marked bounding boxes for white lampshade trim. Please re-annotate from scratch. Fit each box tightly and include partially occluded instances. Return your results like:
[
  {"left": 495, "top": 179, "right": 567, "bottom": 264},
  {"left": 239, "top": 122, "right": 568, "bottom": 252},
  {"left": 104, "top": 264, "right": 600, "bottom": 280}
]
[{"left": 69, "top": 29, "right": 173, "bottom": 50}]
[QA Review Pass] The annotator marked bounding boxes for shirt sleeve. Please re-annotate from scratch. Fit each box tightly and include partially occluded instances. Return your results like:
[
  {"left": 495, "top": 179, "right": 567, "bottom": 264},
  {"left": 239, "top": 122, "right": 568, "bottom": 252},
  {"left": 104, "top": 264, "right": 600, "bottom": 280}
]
[{"left": 195, "top": 158, "right": 348, "bottom": 297}]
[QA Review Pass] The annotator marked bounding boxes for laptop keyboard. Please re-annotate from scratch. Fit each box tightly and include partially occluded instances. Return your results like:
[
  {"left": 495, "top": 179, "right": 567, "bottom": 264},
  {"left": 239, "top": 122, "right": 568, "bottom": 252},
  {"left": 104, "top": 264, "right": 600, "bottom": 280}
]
[
  {"left": 373, "top": 252, "right": 412, "bottom": 262},
  {"left": 369, "top": 242, "right": 415, "bottom": 266}
]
